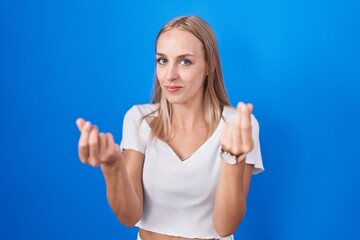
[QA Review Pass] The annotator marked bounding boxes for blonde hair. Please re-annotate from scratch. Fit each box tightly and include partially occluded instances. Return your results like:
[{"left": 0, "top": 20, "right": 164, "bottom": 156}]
[{"left": 146, "top": 16, "right": 230, "bottom": 141}]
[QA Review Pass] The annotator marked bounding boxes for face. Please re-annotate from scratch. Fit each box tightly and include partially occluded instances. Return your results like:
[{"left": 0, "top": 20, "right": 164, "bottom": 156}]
[{"left": 156, "top": 28, "right": 207, "bottom": 106}]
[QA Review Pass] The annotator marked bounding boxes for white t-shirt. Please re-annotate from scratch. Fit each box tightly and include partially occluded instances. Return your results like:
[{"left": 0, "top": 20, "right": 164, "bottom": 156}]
[{"left": 120, "top": 104, "right": 264, "bottom": 239}]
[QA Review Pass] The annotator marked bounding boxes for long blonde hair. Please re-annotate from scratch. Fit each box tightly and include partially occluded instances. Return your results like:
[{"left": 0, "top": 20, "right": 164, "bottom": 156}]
[{"left": 146, "top": 16, "right": 230, "bottom": 141}]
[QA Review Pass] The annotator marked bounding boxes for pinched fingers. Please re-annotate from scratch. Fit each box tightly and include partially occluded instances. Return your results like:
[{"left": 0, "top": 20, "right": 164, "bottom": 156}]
[
  {"left": 76, "top": 118, "right": 121, "bottom": 167},
  {"left": 77, "top": 120, "right": 108, "bottom": 166},
  {"left": 220, "top": 102, "right": 254, "bottom": 156}
]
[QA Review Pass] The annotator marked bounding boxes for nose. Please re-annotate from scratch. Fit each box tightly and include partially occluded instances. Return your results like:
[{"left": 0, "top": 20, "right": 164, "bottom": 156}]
[{"left": 166, "top": 64, "right": 178, "bottom": 82}]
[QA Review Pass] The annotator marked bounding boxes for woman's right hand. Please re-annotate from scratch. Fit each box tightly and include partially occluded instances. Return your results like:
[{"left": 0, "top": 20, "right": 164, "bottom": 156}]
[{"left": 76, "top": 118, "right": 121, "bottom": 167}]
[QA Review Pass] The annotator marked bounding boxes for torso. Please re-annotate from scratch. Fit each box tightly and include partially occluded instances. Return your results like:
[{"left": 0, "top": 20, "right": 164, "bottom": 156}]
[
  {"left": 139, "top": 228, "right": 217, "bottom": 240},
  {"left": 166, "top": 123, "right": 209, "bottom": 161},
  {"left": 122, "top": 104, "right": 237, "bottom": 239}
]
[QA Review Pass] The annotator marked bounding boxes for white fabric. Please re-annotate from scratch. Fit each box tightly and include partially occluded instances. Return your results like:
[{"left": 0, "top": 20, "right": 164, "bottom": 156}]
[
  {"left": 137, "top": 233, "right": 233, "bottom": 240},
  {"left": 121, "top": 104, "right": 264, "bottom": 239}
]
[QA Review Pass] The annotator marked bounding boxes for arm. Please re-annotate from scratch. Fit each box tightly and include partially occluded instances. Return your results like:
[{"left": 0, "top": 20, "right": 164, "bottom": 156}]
[
  {"left": 101, "top": 149, "right": 144, "bottom": 227},
  {"left": 76, "top": 119, "right": 144, "bottom": 227},
  {"left": 213, "top": 102, "right": 254, "bottom": 237},
  {"left": 213, "top": 162, "right": 253, "bottom": 237}
]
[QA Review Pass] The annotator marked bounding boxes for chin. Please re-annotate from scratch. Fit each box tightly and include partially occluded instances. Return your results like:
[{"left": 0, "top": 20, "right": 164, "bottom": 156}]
[
  {"left": 165, "top": 95, "right": 187, "bottom": 105},
  {"left": 166, "top": 98, "right": 183, "bottom": 105}
]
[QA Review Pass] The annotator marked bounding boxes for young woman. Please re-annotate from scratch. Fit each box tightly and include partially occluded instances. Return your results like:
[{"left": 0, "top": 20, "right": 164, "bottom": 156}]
[{"left": 76, "top": 16, "right": 264, "bottom": 240}]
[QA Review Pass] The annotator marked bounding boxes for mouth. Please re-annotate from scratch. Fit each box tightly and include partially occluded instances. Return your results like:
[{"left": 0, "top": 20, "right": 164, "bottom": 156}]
[{"left": 165, "top": 86, "right": 183, "bottom": 93}]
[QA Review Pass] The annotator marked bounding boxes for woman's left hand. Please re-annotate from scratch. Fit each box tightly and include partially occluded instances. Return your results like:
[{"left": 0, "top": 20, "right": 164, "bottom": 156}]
[{"left": 220, "top": 102, "right": 254, "bottom": 156}]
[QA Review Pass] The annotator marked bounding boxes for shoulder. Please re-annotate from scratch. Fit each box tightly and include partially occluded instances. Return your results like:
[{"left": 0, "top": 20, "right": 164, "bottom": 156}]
[
  {"left": 222, "top": 105, "right": 236, "bottom": 121},
  {"left": 125, "top": 103, "right": 159, "bottom": 119}
]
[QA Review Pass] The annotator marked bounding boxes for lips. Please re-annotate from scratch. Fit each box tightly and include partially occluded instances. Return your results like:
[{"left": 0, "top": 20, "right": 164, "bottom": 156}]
[{"left": 165, "top": 86, "right": 182, "bottom": 93}]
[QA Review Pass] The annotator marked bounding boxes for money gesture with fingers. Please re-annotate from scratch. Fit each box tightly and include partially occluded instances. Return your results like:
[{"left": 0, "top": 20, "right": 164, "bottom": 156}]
[
  {"left": 76, "top": 118, "right": 121, "bottom": 167},
  {"left": 220, "top": 102, "right": 254, "bottom": 163}
]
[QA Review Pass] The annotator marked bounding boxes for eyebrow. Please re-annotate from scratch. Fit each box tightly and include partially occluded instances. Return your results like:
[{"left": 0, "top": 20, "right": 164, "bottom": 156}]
[{"left": 156, "top": 52, "right": 196, "bottom": 58}]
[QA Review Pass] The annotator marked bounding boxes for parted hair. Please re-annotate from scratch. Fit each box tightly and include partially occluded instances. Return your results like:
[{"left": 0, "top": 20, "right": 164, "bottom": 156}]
[{"left": 146, "top": 16, "right": 230, "bottom": 141}]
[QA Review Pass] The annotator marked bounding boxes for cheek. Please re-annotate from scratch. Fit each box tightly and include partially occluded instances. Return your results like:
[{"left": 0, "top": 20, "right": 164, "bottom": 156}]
[
  {"left": 156, "top": 68, "right": 165, "bottom": 83},
  {"left": 186, "top": 68, "right": 206, "bottom": 85}
]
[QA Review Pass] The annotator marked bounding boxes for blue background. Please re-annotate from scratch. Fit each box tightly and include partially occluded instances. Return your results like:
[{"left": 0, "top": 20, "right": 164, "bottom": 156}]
[{"left": 1, "top": 0, "right": 359, "bottom": 239}]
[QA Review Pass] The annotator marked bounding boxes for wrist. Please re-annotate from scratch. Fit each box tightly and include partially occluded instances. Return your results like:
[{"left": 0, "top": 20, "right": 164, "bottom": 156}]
[
  {"left": 100, "top": 151, "right": 123, "bottom": 172},
  {"left": 220, "top": 149, "right": 247, "bottom": 165}
]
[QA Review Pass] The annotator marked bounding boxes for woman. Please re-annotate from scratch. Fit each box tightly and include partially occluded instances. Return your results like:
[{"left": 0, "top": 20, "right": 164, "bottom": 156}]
[{"left": 76, "top": 16, "right": 264, "bottom": 240}]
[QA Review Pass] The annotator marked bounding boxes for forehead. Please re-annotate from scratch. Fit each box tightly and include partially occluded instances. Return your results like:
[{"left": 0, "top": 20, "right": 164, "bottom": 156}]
[{"left": 156, "top": 28, "right": 204, "bottom": 56}]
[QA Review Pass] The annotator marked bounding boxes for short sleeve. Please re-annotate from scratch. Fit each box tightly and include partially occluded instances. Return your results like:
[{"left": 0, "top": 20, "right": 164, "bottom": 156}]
[
  {"left": 245, "top": 115, "right": 264, "bottom": 174},
  {"left": 120, "top": 106, "right": 146, "bottom": 154}
]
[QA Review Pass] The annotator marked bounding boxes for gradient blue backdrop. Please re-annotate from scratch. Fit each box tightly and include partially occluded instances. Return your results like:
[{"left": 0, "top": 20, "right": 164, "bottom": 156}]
[{"left": 1, "top": 0, "right": 359, "bottom": 239}]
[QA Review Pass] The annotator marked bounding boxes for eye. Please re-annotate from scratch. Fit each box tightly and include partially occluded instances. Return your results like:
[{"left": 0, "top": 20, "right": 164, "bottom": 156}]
[
  {"left": 180, "top": 59, "right": 191, "bottom": 65},
  {"left": 157, "top": 58, "right": 167, "bottom": 65}
]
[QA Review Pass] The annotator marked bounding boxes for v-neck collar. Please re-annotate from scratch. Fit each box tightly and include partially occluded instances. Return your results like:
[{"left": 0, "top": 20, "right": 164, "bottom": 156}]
[{"left": 157, "top": 117, "right": 225, "bottom": 164}]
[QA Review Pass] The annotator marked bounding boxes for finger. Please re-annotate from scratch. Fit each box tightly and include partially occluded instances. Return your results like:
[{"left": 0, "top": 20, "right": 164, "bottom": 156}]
[
  {"left": 78, "top": 121, "right": 92, "bottom": 163},
  {"left": 240, "top": 103, "right": 253, "bottom": 153},
  {"left": 88, "top": 126, "right": 100, "bottom": 166},
  {"left": 106, "top": 133, "right": 119, "bottom": 157},
  {"left": 246, "top": 103, "right": 253, "bottom": 113},
  {"left": 76, "top": 118, "right": 86, "bottom": 132},
  {"left": 106, "top": 133, "right": 115, "bottom": 149},
  {"left": 234, "top": 102, "right": 245, "bottom": 128},
  {"left": 98, "top": 133, "right": 107, "bottom": 162},
  {"left": 229, "top": 103, "right": 245, "bottom": 154}
]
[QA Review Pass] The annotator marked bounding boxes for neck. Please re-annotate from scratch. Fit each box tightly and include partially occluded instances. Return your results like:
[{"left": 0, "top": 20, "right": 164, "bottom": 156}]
[{"left": 171, "top": 100, "right": 206, "bottom": 130}]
